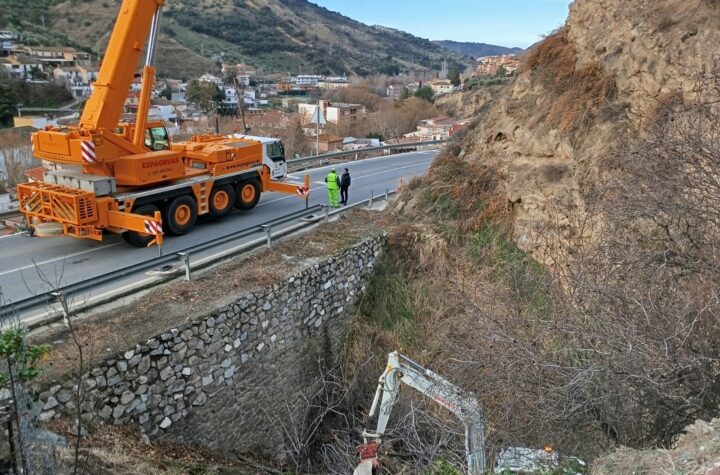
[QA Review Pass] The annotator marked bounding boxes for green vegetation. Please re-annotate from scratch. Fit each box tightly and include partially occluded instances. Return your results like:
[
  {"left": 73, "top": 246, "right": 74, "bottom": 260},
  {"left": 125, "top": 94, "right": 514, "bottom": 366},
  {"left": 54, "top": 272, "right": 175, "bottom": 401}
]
[
  {"left": 464, "top": 77, "right": 513, "bottom": 91},
  {"left": 360, "top": 251, "right": 420, "bottom": 346},
  {"left": 0, "top": 326, "right": 51, "bottom": 386},
  {"left": 415, "top": 85, "right": 435, "bottom": 102},
  {"left": 426, "top": 459, "right": 463, "bottom": 475},
  {"left": 0, "top": 82, "right": 18, "bottom": 127},
  {"left": 468, "top": 224, "right": 552, "bottom": 320},
  {"left": 186, "top": 79, "right": 223, "bottom": 113},
  {"left": 448, "top": 63, "right": 461, "bottom": 87},
  {"left": 0, "top": 79, "right": 73, "bottom": 127}
]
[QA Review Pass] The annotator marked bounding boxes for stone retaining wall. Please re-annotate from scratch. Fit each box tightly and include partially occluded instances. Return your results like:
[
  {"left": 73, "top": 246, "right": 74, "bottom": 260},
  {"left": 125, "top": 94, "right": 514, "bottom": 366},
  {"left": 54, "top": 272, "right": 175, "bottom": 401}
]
[{"left": 33, "top": 234, "right": 386, "bottom": 456}]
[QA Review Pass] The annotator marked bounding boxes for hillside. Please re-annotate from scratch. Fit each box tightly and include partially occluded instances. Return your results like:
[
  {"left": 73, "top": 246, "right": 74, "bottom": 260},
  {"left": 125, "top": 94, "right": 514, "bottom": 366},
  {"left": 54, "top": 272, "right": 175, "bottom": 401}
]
[
  {"left": 433, "top": 40, "right": 523, "bottom": 58},
  {"left": 1, "top": 0, "right": 466, "bottom": 78},
  {"left": 372, "top": 0, "right": 720, "bottom": 469}
]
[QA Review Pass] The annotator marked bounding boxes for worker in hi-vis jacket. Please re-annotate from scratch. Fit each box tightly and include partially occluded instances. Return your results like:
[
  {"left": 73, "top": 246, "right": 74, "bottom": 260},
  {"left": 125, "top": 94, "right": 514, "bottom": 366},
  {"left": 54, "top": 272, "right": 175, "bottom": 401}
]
[{"left": 325, "top": 168, "right": 341, "bottom": 208}]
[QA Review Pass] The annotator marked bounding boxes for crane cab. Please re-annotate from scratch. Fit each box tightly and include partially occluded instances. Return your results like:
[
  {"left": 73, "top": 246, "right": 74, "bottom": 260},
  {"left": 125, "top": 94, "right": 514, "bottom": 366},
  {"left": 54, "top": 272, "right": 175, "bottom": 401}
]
[
  {"left": 229, "top": 134, "right": 289, "bottom": 181},
  {"left": 116, "top": 120, "right": 171, "bottom": 151}
]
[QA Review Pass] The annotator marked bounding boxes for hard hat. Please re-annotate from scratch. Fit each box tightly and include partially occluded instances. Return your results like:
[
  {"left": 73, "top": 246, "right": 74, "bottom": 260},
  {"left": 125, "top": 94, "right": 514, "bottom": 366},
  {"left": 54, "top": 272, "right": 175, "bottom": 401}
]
[{"left": 331, "top": 167, "right": 336, "bottom": 172}]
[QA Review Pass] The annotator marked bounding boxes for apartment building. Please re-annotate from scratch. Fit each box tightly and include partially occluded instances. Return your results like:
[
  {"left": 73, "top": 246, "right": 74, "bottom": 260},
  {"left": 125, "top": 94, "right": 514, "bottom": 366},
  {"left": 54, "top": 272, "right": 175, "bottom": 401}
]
[{"left": 298, "top": 100, "right": 365, "bottom": 128}]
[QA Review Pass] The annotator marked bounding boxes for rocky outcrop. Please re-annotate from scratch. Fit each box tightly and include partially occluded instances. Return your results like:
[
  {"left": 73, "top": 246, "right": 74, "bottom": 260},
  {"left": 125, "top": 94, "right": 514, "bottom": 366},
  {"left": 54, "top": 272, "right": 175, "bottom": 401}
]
[{"left": 461, "top": 0, "right": 720, "bottom": 261}]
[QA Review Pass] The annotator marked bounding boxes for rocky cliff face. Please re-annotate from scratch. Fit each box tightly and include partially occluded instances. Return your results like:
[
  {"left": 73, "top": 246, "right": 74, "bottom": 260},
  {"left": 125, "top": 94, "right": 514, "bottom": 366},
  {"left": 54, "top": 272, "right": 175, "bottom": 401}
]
[{"left": 462, "top": 0, "right": 720, "bottom": 262}]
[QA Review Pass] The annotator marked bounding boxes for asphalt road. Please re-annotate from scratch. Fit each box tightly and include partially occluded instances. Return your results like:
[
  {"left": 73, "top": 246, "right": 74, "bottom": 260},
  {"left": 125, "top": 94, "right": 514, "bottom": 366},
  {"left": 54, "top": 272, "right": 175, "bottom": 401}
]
[{"left": 0, "top": 150, "right": 438, "bottom": 308}]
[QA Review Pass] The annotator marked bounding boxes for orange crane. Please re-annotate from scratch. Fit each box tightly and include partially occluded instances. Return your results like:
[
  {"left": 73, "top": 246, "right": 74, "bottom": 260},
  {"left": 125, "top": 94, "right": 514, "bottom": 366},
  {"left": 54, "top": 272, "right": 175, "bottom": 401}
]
[{"left": 16, "top": 0, "right": 310, "bottom": 247}]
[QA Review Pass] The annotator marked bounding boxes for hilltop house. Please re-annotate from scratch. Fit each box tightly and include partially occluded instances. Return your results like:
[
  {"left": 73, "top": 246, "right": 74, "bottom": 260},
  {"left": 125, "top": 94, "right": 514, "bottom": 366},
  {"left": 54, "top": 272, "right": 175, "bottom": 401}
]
[
  {"left": 298, "top": 100, "right": 365, "bottom": 128},
  {"left": 0, "top": 55, "right": 43, "bottom": 79}
]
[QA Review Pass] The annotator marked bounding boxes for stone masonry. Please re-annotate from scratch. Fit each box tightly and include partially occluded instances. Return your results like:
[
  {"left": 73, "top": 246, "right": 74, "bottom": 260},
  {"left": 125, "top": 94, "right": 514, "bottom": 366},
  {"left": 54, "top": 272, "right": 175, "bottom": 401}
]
[{"left": 32, "top": 234, "right": 386, "bottom": 457}]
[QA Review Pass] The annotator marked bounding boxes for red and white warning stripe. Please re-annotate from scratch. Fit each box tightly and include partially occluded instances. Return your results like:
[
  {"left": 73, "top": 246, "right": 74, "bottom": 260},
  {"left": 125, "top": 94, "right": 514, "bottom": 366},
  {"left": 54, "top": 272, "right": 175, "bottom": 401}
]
[
  {"left": 231, "top": 151, "right": 237, "bottom": 161},
  {"left": 144, "top": 220, "right": 163, "bottom": 235},
  {"left": 296, "top": 186, "right": 309, "bottom": 198},
  {"left": 81, "top": 141, "right": 96, "bottom": 164}
]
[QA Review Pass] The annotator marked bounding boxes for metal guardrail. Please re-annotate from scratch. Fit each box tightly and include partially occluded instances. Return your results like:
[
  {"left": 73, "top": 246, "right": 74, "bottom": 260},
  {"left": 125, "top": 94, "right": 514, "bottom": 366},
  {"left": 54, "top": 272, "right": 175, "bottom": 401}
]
[
  {"left": 287, "top": 139, "right": 447, "bottom": 167},
  {"left": 0, "top": 210, "right": 21, "bottom": 220},
  {"left": 6, "top": 188, "right": 398, "bottom": 326},
  {"left": 5, "top": 204, "right": 322, "bottom": 316}
]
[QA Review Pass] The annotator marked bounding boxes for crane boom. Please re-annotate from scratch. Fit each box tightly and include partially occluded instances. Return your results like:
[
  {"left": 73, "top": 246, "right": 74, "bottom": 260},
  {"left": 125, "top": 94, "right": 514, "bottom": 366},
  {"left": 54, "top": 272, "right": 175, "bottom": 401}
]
[
  {"left": 79, "top": 0, "right": 164, "bottom": 130},
  {"left": 18, "top": 0, "right": 310, "bottom": 247},
  {"left": 357, "top": 351, "right": 486, "bottom": 475}
]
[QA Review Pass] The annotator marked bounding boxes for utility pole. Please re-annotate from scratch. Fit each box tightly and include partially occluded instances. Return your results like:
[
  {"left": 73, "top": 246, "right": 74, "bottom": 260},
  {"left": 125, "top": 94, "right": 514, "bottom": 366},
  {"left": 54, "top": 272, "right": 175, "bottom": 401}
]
[{"left": 316, "top": 99, "right": 320, "bottom": 156}]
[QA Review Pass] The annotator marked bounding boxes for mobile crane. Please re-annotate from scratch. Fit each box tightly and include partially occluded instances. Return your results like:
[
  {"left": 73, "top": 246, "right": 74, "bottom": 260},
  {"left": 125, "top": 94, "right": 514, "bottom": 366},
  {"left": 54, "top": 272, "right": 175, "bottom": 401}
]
[
  {"left": 354, "top": 351, "right": 486, "bottom": 475},
  {"left": 16, "top": 0, "right": 310, "bottom": 247}
]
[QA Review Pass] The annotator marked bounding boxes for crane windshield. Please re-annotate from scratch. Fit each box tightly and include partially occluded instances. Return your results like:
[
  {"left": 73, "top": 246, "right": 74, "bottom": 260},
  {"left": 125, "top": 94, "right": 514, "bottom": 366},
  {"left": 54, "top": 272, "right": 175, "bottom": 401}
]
[{"left": 144, "top": 126, "right": 170, "bottom": 151}]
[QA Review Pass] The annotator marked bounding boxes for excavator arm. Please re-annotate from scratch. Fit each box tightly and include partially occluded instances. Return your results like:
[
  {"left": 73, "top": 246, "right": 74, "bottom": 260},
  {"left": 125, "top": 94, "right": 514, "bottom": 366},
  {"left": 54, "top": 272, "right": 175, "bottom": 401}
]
[{"left": 356, "top": 352, "right": 486, "bottom": 475}]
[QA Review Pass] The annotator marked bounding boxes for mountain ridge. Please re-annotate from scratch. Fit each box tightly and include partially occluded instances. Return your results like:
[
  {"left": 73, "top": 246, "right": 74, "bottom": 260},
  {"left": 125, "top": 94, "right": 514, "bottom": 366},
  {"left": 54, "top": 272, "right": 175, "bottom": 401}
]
[
  {"left": 433, "top": 40, "right": 523, "bottom": 58},
  {"left": 2, "top": 0, "right": 468, "bottom": 78}
]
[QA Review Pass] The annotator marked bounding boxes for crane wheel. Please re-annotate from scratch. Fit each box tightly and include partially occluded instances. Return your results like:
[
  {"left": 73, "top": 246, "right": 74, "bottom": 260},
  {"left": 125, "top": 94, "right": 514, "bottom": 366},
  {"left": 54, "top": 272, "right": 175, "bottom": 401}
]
[
  {"left": 235, "top": 179, "right": 261, "bottom": 211},
  {"left": 165, "top": 195, "right": 197, "bottom": 235},
  {"left": 209, "top": 184, "right": 235, "bottom": 219},
  {"left": 123, "top": 204, "right": 161, "bottom": 247}
]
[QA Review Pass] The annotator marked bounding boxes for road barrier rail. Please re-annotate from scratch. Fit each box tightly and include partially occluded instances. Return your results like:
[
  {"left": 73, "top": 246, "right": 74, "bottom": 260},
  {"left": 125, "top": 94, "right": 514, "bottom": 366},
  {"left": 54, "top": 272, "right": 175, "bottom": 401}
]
[{"left": 4, "top": 189, "right": 399, "bottom": 327}]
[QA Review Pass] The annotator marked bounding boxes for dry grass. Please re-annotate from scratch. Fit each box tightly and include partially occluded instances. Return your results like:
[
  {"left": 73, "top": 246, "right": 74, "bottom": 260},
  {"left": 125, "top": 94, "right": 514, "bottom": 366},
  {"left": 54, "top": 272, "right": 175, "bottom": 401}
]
[
  {"left": 524, "top": 28, "right": 577, "bottom": 86},
  {"left": 46, "top": 420, "right": 265, "bottom": 474},
  {"left": 521, "top": 28, "right": 618, "bottom": 133},
  {"left": 546, "top": 62, "right": 617, "bottom": 132}
]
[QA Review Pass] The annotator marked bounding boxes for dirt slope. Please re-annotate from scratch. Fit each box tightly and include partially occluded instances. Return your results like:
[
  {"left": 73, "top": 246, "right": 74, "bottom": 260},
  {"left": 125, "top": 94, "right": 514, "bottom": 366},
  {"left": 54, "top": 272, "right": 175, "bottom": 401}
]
[{"left": 461, "top": 0, "right": 720, "bottom": 262}]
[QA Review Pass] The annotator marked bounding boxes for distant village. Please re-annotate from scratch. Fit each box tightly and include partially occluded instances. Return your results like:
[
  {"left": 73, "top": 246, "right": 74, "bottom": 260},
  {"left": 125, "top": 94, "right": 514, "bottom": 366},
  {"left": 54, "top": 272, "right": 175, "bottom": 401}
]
[{"left": 0, "top": 27, "right": 520, "bottom": 218}]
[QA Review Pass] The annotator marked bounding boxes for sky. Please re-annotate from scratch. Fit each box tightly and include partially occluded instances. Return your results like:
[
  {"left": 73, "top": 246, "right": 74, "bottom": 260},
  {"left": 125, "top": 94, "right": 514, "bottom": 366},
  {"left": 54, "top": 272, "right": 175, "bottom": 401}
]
[{"left": 309, "top": 0, "right": 573, "bottom": 49}]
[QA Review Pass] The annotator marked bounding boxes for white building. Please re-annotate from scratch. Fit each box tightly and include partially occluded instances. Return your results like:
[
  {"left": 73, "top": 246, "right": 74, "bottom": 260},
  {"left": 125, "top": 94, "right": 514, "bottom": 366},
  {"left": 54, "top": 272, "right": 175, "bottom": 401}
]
[
  {"left": 0, "top": 30, "right": 15, "bottom": 57},
  {"left": 0, "top": 56, "right": 43, "bottom": 79},
  {"left": 199, "top": 73, "right": 223, "bottom": 86},
  {"left": 236, "top": 74, "right": 251, "bottom": 87},
  {"left": 298, "top": 100, "right": 365, "bottom": 127},
  {"left": 295, "top": 75, "right": 322, "bottom": 86},
  {"left": 221, "top": 86, "right": 239, "bottom": 106},
  {"left": 318, "top": 76, "right": 349, "bottom": 89}
]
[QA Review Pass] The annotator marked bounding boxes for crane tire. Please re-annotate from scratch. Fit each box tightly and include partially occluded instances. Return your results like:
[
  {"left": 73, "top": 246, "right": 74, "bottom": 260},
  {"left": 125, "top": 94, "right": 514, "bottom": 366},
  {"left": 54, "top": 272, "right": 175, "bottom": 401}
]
[
  {"left": 165, "top": 195, "right": 197, "bottom": 235},
  {"left": 209, "top": 184, "right": 235, "bottom": 219},
  {"left": 235, "top": 179, "right": 261, "bottom": 211}
]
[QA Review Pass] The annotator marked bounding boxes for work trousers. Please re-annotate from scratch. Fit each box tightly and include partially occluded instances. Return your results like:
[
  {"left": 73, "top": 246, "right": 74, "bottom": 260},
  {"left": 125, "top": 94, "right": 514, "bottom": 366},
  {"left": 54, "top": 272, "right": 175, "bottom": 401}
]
[
  {"left": 340, "top": 186, "right": 349, "bottom": 205},
  {"left": 327, "top": 188, "right": 340, "bottom": 208}
]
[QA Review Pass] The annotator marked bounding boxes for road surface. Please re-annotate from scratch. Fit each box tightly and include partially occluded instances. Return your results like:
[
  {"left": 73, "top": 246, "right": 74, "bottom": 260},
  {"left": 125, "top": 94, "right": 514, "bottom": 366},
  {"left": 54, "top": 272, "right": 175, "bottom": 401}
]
[{"left": 0, "top": 150, "right": 438, "bottom": 308}]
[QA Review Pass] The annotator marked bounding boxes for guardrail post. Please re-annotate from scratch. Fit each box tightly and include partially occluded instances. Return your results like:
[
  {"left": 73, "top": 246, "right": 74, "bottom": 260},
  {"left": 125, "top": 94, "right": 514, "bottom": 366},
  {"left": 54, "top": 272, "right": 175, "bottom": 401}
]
[
  {"left": 354, "top": 152, "right": 358, "bottom": 161},
  {"left": 177, "top": 252, "right": 191, "bottom": 281},
  {"left": 369, "top": 190, "right": 374, "bottom": 209},
  {"left": 320, "top": 205, "right": 329, "bottom": 222},
  {"left": 260, "top": 224, "right": 272, "bottom": 248},
  {"left": 49, "top": 290, "right": 68, "bottom": 321},
  {"left": 385, "top": 188, "right": 389, "bottom": 202}
]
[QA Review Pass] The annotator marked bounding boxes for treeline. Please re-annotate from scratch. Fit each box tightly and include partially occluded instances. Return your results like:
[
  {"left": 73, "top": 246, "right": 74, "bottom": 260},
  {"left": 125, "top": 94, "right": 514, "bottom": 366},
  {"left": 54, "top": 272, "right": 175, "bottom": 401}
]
[{"left": 0, "top": 79, "right": 74, "bottom": 127}]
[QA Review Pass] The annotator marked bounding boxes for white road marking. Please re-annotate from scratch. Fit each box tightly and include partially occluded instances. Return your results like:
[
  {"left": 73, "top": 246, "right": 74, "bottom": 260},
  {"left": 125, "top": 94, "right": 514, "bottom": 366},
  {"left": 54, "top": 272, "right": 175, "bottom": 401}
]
[
  {"left": 0, "top": 242, "right": 124, "bottom": 277},
  {"left": 303, "top": 150, "right": 440, "bottom": 174},
  {"left": 0, "top": 233, "right": 22, "bottom": 240},
  {"left": 260, "top": 160, "right": 433, "bottom": 208}
]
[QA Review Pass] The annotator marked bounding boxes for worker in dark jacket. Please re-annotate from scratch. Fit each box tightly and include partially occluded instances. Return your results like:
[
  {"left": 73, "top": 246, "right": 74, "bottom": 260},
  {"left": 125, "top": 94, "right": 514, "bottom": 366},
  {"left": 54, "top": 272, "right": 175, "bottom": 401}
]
[{"left": 340, "top": 168, "right": 351, "bottom": 206}]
